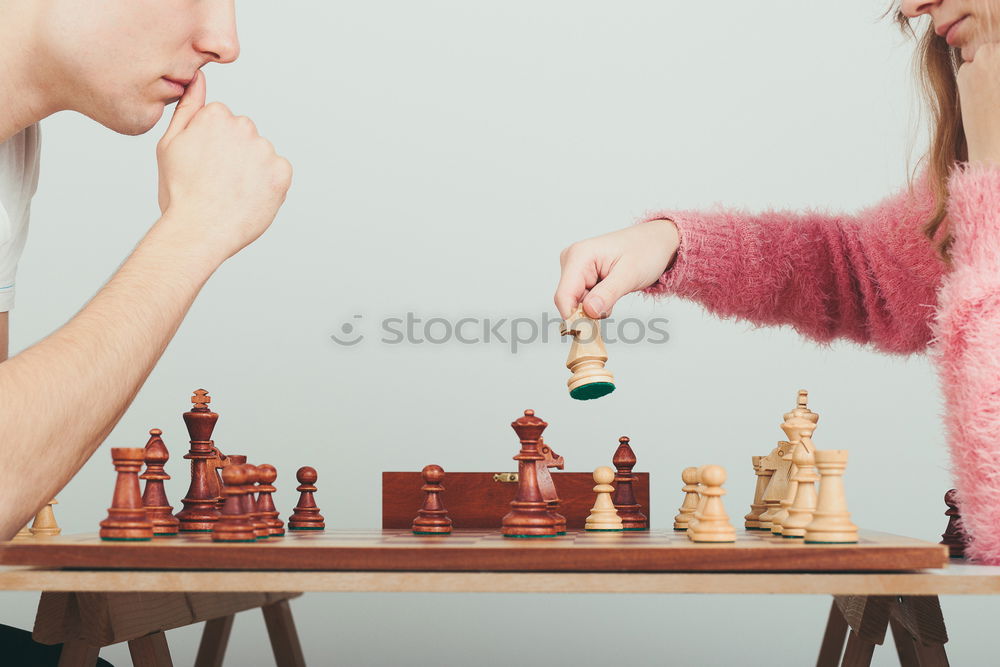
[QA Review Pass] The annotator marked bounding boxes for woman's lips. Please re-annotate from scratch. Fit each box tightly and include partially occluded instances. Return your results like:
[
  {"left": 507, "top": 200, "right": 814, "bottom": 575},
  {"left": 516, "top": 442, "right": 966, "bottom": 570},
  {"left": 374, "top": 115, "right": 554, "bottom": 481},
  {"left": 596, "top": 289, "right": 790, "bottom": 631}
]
[{"left": 946, "top": 16, "right": 969, "bottom": 47}]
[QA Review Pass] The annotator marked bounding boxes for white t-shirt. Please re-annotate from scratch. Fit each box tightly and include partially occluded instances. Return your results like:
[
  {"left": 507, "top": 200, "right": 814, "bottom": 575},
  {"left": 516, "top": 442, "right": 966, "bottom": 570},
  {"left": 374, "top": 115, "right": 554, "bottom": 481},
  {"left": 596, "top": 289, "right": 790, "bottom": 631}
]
[{"left": 0, "top": 124, "right": 40, "bottom": 312}]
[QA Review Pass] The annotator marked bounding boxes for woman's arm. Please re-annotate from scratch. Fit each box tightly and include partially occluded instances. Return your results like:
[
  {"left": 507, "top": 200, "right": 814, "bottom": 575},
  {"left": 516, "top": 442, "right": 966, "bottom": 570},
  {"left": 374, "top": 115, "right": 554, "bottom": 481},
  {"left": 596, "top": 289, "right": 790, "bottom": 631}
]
[
  {"left": 556, "top": 175, "right": 946, "bottom": 355},
  {"left": 636, "top": 176, "right": 946, "bottom": 354},
  {"left": 930, "top": 163, "right": 1000, "bottom": 564}
]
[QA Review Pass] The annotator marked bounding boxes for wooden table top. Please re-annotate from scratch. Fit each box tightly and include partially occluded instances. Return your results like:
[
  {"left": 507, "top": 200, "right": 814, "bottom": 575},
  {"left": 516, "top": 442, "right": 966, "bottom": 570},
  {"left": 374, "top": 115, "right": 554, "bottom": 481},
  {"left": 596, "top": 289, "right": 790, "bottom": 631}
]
[
  {"left": 0, "top": 563, "right": 998, "bottom": 595},
  {"left": 0, "top": 529, "right": 949, "bottom": 572}
]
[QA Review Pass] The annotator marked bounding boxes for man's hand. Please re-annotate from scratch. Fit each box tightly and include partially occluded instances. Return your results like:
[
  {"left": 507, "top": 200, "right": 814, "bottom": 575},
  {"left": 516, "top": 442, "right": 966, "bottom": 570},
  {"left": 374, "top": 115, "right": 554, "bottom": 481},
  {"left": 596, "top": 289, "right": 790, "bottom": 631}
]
[
  {"left": 959, "top": 43, "right": 1000, "bottom": 166},
  {"left": 554, "top": 220, "right": 680, "bottom": 320},
  {"left": 156, "top": 71, "right": 293, "bottom": 262}
]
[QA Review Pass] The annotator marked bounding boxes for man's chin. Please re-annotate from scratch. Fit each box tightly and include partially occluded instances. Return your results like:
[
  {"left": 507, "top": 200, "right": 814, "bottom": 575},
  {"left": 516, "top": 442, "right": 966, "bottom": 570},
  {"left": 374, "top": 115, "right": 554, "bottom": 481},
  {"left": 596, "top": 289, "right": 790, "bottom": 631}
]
[{"left": 88, "top": 103, "right": 167, "bottom": 136}]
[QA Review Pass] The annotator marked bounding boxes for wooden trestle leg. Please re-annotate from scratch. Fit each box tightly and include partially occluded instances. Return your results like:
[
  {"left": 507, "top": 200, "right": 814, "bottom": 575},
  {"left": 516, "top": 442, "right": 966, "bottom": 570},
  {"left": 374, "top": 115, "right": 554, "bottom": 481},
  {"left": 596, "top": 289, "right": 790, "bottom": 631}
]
[{"left": 816, "top": 595, "right": 950, "bottom": 667}]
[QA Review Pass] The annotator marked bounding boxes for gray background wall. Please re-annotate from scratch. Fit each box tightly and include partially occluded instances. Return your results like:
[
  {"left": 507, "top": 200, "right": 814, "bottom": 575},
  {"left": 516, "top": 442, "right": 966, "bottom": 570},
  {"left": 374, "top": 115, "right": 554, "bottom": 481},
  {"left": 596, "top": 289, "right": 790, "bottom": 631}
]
[{"left": 1, "top": 1, "right": 985, "bottom": 665}]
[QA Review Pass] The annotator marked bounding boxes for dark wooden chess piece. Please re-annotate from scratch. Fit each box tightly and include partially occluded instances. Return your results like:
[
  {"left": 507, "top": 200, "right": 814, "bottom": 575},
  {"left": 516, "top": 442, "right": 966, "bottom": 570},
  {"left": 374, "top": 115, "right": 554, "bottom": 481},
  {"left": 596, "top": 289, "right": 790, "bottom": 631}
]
[
  {"left": 256, "top": 464, "right": 285, "bottom": 537},
  {"left": 212, "top": 465, "right": 257, "bottom": 542},
  {"left": 612, "top": 436, "right": 648, "bottom": 530},
  {"left": 940, "top": 488, "right": 966, "bottom": 559},
  {"left": 100, "top": 448, "right": 154, "bottom": 541},
  {"left": 176, "top": 389, "right": 222, "bottom": 531},
  {"left": 536, "top": 437, "right": 567, "bottom": 535},
  {"left": 502, "top": 410, "right": 559, "bottom": 538},
  {"left": 140, "top": 428, "right": 180, "bottom": 536},
  {"left": 245, "top": 465, "right": 270, "bottom": 540},
  {"left": 412, "top": 465, "right": 453, "bottom": 534},
  {"left": 288, "top": 466, "right": 326, "bottom": 530}
]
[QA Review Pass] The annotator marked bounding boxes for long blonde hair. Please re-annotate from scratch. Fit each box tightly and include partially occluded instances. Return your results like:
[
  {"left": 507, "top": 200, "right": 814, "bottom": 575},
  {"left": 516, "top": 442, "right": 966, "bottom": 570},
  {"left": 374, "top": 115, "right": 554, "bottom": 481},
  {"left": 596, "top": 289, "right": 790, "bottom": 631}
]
[{"left": 892, "top": 5, "right": 965, "bottom": 264}]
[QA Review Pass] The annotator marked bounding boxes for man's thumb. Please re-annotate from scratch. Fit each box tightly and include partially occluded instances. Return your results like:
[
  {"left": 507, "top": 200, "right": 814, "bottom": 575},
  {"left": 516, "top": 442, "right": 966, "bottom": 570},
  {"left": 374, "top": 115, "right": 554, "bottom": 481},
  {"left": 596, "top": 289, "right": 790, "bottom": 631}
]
[{"left": 162, "top": 70, "right": 206, "bottom": 143}]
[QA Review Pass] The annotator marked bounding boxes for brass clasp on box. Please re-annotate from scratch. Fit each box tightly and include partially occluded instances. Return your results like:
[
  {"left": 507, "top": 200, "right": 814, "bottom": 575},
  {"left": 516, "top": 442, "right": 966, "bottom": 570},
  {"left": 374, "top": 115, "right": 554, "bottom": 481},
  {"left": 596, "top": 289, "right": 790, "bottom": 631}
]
[{"left": 493, "top": 473, "right": 519, "bottom": 483}]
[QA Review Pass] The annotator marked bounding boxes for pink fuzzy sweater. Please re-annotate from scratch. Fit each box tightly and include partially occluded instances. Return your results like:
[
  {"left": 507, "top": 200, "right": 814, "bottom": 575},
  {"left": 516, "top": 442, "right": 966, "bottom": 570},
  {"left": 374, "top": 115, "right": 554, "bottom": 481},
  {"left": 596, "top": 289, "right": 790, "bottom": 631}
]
[{"left": 641, "top": 163, "right": 1000, "bottom": 563}]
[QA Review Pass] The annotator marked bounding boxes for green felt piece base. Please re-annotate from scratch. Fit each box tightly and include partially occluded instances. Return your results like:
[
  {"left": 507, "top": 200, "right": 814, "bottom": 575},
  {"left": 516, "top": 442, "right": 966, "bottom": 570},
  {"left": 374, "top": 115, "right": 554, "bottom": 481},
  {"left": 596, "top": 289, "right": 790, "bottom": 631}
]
[
  {"left": 621, "top": 527, "right": 649, "bottom": 531},
  {"left": 503, "top": 533, "right": 558, "bottom": 538},
  {"left": 179, "top": 529, "right": 214, "bottom": 534},
  {"left": 99, "top": 537, "right": 152, "bottom": 542},
  {"left": 744, "top": 527, "right": 764, "bottom": 531},
  {"left": 212, "top": 538, "right": 257, "bottom": 543},
  {"left": 155, "top": 532, "right": 179, "bottom": 537},
  {"left": 585, "top": 528, "right": 625, "bottom": 532},
  {"left": 570, "top": 382, "right": 615, "bottom": 401},
  {"left": 691, "top": 540, "right": 736, "bottom": 544},
  {"left": 412, "top": 531, "right": 452, "bottom": 536},
  {"left": 288, "top": 527, "right": 325, "bottom": 531},
  {"left": 782, "top": 535, "right": 804, "bottom": 539}
]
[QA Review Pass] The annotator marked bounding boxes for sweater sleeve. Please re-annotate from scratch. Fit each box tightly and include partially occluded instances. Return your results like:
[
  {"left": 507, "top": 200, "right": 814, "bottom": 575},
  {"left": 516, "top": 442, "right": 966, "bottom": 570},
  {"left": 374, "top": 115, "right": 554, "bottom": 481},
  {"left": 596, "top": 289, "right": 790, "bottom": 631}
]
[
  {"left": 929, "top": 163, "right": 1000, "bottom": 564},
  {"left": 639, "top": 176, "right": 946, "bottom": 355}
]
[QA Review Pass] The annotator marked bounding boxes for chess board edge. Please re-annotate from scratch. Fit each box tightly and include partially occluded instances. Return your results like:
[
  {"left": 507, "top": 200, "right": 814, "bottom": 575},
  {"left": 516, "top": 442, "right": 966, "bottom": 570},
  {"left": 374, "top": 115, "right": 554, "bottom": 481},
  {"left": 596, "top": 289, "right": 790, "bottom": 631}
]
[{"left": 0, "top": 530, "right": 950, "bottom": 572}]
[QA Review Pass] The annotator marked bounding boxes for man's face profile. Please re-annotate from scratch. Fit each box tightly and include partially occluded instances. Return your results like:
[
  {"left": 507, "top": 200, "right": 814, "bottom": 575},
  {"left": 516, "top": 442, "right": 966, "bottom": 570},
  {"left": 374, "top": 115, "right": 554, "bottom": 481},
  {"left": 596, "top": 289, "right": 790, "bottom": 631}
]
[{"left": 33, "top": 0, "right": 240, "bottom": 135}]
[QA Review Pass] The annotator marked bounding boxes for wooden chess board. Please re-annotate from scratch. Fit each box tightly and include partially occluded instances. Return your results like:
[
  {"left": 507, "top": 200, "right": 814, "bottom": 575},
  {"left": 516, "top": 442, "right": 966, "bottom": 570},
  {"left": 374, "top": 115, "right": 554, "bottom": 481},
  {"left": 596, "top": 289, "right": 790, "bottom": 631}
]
[{"left": 0, "top": 529, "right": 949, "bottom": 572}]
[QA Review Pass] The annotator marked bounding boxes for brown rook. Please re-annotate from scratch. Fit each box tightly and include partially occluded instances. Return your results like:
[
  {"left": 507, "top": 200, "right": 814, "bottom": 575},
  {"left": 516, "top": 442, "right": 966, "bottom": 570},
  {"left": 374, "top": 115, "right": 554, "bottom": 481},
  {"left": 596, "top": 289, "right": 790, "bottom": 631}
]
[
  {"left": 502, "top": 410, "right": 559, "bottom": 538},
  {"left": 100, "top": 447, "right": 154, "bottom": 541},
  {"left": 412, "top": 465, "right": 453, "bottom": 534}
]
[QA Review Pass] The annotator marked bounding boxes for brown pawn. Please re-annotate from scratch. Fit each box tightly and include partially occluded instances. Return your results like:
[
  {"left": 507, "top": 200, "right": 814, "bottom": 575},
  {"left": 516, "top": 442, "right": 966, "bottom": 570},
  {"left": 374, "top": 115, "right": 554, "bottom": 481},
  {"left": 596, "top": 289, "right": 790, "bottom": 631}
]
[
  {"left": 502, "top": 410, "right": 559, "bottom": 538},
  {"left": 212, "top": 465, "right": 257, "bottom": 542},
  {"left": 412, "top": 465, "right": 453, "bottom": 534},
  {"left": 288, "top": 466, "right": 325, "bottom": 530},
  {"left": 940, "top": 489, "right": 966, "bottom": 559},
  {"left": 140, "top": 429, "right": 180, "bottom": 536},
  {"left": 256, "top": 464, "right": 285, "bottom": 537},
  {"left": 612, "top": 436, "right": 648, "bottom": 530},
  {"left": 100, "top": 448, "right": 154, "bottom": 541},
  {"left": 176, "top": 389, "right": 222, "bottom": 532},
  {"left": 244, "top": 465, "right": 270, "bottom": 540}
]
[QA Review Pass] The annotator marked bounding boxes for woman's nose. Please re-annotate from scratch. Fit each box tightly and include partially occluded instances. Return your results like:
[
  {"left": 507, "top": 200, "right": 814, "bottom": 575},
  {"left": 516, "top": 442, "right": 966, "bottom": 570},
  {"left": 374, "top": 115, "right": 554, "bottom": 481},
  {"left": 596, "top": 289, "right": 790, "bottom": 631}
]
[{"left": 900, "top": 0, "right": 940, "bottom": 18}]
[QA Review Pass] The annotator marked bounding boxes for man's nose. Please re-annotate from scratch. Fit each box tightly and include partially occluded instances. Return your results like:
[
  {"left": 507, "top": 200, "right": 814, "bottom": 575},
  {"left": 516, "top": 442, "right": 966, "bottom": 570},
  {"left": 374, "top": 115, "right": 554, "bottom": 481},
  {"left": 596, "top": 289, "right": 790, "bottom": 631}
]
[
  {"left": 193, "top": 0, "right": 241, "bottom": 64},
  {"left": 900, "top": 0, "right": 940, "bottom": 18}
]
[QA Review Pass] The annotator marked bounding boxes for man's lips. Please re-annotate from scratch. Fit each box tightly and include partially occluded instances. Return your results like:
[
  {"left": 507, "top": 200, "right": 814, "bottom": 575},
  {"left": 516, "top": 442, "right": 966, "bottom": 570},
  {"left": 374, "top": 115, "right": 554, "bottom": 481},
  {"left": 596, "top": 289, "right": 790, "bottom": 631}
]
[{"left": 163, "top": 76, "right": 193, "bottom": 88}]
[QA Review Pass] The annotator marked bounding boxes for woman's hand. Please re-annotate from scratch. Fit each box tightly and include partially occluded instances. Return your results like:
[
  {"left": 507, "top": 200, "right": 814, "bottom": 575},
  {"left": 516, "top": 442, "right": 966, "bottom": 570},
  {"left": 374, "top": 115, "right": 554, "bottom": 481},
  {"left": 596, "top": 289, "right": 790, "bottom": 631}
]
[
  {"left": 958, "top": 43, "right": 1000, "bottom": 166},
  {"left": 554, "top": 220, "right": 680, "bottom": 320}
]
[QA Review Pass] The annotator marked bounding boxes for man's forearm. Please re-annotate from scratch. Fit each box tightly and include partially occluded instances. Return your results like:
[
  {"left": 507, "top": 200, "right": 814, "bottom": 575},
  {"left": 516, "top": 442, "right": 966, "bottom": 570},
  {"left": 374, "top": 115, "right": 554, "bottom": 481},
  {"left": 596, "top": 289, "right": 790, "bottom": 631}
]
[{"left": 0, "top": 213, "right": 221, "bottom": 539}]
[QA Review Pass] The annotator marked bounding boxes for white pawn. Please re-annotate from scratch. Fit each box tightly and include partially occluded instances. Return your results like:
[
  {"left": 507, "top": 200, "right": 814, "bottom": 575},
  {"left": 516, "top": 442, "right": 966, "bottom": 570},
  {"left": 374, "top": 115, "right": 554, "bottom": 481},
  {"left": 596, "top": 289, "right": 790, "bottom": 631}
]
[
  {"left": 30, "top": 499, "right": 60, "bottom": 536},
  {"left": 674, "top": 467, "right": 700, "bottom": 531},
  {"left": 585, "top": 467, "right": 624, "bottom": 531},
  {"left": 688, "top": 465, "right": 736, "bottom": 543},
  {"left": 804, "top": 450, "right": 858, "bottom": 544}
]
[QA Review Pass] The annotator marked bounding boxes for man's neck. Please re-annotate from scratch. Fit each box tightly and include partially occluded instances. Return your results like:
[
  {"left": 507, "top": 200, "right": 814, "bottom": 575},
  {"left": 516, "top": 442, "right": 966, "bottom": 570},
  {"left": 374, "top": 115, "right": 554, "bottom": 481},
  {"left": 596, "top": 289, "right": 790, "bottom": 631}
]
[{"left": 0, "top": 7, "right": 58, "bottom": 145}]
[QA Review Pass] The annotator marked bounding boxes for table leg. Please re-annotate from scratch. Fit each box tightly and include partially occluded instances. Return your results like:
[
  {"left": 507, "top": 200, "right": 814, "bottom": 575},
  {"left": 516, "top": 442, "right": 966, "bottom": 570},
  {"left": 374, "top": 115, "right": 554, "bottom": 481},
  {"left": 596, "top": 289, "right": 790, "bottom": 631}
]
[
  {"left": 262, "top": 599, "right": 306, "bottom": 667},
  {"left": 817, "top": 599, "right": 848, "bottom": 666},
  {"left": 841, "top": 631, "right": 878, "bottom": 667},
  {"left": 57, "top": 640, "right": 101, "bottom": 667},
  {"left": 889, "top": 595, "right": 950, "bottom": 667},
  {"left": 889, "top": 616, "right": 921, "bottom": 665},
  {"left": 195, "top": 615, "right": 235, "bottom": 667},
  {"left": 127, "top": 631, "right": 173, "bottom": 667}
]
